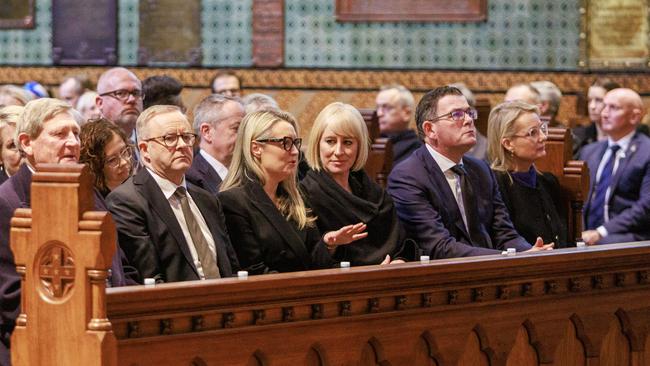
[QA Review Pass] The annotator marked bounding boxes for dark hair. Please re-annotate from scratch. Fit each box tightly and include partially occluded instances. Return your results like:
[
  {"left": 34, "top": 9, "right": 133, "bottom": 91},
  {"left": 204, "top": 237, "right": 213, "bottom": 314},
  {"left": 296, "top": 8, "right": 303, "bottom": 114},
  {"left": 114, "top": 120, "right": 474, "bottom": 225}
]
[
  {"left": 415, "top": 86, "right": 463, "bottom": 137},
  {"left": 591, "top": 78, "right": 620, "bottom": 92},
  {"left": 210, "top": 71, "right": 242, "bottom": 93},
  {"left": 79, "top": 118, "right": 132, "bottom": 196},
  {"left": 142, "top": 75, "right": 184, "bottom": 110}
]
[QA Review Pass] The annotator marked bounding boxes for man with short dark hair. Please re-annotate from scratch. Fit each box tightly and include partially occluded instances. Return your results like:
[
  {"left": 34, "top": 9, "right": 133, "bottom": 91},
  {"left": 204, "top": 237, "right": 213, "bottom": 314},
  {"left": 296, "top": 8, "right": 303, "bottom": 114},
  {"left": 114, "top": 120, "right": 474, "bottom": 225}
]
[
  {"left": 187, "top": 95, "right": 245, "bottom": 195},
  {"left": 211, "top": 71, "right": 242, "bottom": 97},
  {"left": 107, "top": 105, "right": 240, "bottom": 283},
  {"left": 388, "top": 86, "right": 553, "bottom": 258},
  {"left": 580, "top": 88, "right": 650, "bottom": 245}
]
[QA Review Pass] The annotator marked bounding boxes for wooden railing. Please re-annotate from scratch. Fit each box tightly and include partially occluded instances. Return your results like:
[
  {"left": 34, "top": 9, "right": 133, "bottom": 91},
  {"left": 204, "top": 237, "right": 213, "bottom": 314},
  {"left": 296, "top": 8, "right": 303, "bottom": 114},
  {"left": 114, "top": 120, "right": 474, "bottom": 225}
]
[{"left": 11, "top": 165, "right": 650, "bottom": 366}]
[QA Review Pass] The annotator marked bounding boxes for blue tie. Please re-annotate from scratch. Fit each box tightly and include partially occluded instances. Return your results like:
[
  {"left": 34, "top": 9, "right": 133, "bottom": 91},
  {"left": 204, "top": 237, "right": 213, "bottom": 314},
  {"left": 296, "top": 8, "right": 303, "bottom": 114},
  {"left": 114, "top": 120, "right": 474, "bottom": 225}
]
[{"left": 587, "top": 145, "right": 621, "bottom": 230}]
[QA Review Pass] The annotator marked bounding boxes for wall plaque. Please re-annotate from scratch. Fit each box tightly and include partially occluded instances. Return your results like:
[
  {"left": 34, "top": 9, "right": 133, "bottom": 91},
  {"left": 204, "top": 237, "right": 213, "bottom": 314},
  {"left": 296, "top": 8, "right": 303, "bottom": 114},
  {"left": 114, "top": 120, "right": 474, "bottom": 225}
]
[
  {"left": 138, "top": 0, "right": 202, "bottom": 66},
  {"left": 335, "top": 0, "right": 487, "bottom": 22},
  {"left": 0, "top": 0, "right": 34, "bottom": 29},
  {"left": 580, "top": 0, "right": 649, "bottom": 69},
  {"left": 252, "top": 0, "right": 284, "bottom": 67},
  {"left": 52, "top": 0, "right": 117, "bottom": 65}
]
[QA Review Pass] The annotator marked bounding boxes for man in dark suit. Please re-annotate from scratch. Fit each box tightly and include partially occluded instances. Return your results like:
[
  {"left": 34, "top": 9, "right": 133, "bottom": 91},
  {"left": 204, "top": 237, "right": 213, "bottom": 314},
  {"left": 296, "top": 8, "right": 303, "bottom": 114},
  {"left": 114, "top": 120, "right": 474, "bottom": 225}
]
[
  {"left": 0, "top": 98, "right": 135, "bottom": 366},
  {"left": 107, "top": 105, "right": 239, "bottom": 283},
  {"left": 580, "top": 88, "right": 650, "bottom": 245},
  {"left": 187, "top": 95, "right": 244, "bottom": 195},
  {"left": 387, "top": 86, "right": 553, "bottom": 259},
  {"left": 375, "top": 84, "right": 422, "bottom": 164}
]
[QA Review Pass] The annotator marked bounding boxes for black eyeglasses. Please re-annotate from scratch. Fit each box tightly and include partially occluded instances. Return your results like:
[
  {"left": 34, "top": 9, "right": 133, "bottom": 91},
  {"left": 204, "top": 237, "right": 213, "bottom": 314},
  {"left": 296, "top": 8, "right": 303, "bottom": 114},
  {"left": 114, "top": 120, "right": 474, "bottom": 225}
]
[
  {"left": 105, "top": 146, "right": 133, "bottom": 168},
  {"left": 430, "top": 108, "right": 478, "bottom": 122},
  {"left": 256, "top": 136, "right": 302, "bottom": 151},
  {"left": 144, "top": 132, "right": 197, "bottom": 148},
  {"left": 99, "top": 89, "right": 144, "bottom": 102}
]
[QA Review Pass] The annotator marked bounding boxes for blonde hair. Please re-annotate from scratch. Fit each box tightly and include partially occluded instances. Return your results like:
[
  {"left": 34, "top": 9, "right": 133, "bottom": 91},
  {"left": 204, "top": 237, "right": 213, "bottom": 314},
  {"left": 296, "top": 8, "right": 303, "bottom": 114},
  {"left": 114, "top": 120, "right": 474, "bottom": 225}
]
[
  {"left": 0, "top": 105, "right": 23, "bottom": 153},
  {"left": 18, "top": 98, "right": 83, "bottom": 141},
  {"left": 136, "top": 105, "right": 184, "bottom": 141},
  {"left": 487, "top": 101, "right": 540, "bottom": 172},
  {"left": 220, "top": 109, "right": 314, "bottom": 229},
  {"left": 379, "top": 84, "right": 415, "bottom": 111},
  {"left": 306, "top": 102, "right": 370, "bottom": 172},
  {"left": 0, "top": 85, "right": 32, "bottom": 106}
]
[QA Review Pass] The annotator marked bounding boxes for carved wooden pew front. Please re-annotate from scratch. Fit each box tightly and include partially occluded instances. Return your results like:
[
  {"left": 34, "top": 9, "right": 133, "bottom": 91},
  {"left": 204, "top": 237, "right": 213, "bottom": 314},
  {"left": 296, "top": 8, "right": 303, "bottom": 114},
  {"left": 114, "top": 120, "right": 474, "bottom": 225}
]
[{"left": 11, "top": 165, "right": 650, "bottom": 366}]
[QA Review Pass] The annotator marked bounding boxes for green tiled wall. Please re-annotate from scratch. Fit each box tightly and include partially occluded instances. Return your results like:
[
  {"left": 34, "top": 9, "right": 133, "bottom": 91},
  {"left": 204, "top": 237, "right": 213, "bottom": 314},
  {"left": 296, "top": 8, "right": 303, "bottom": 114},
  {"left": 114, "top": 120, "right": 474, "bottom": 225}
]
[{"left": 0, "top": 0, "right": 581, "bottom": 70}]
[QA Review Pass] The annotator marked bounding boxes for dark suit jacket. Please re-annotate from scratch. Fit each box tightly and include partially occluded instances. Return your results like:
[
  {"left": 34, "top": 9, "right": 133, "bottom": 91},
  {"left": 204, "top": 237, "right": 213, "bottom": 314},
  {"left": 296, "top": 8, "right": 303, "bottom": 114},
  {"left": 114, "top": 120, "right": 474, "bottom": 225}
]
[
  {"left": 218, "top": 179, "right": 334, "bottom": 275},
  {"left": 572, "top": 123, "right": 598, "bottom": 158},
  {"left": 186, "top": 152, "right": 223, "bottom": 196},
  {"left": 106, "top": 168, "right": 239, "bottom": 283},
  {"left": 382, "top": 129, "right": 422, "bottom": 165},
  {"left": 579, "top": 132, "right": 650, "bottom": 243},
  {"left": 387, "top": 146, "right": 531, "bottom": 259}
]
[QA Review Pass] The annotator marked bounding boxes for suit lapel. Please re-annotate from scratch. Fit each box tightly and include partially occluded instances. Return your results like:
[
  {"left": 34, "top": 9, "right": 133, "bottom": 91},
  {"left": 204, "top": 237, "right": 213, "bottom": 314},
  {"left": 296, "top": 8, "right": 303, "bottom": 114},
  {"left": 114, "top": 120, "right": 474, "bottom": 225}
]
[
  {"left": 245, "top": 181, "right": 310, "bottom": 266},
  {"left": 195, "top": 154, "right": 223, "bottom": 193},
  {"left": 584, "top": 142, "right": 609, "bottom": 213},
  {"left": 417, "top": 148, "right": 472, "bottom": 241},
  {"left": 609, "top": 135, "right": 639, "bottom": 200},
  {"left": 134, "top": 169, "right": 199, "bottom": 277}
]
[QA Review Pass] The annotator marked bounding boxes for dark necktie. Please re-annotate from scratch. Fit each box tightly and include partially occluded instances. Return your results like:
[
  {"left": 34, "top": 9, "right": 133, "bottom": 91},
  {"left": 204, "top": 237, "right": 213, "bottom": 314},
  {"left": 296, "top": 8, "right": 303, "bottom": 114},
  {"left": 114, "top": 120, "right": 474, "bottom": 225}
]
[
  {"left": 174, "top": 187, "right": 221, "bottom": 279},
  {"left": 587, "top": 145, "right": 621, "bottom": 230},
  {"left": 450, "top": 164, "right": 487, "bottom": 247}
]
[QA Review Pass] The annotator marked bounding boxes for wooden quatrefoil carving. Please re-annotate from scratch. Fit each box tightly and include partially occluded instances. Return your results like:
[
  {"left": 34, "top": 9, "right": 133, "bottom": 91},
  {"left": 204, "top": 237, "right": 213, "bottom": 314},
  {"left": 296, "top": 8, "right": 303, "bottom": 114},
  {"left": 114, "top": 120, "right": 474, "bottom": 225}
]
[{"left": 37, "top": 242, "right": 75, "bottom": 301}]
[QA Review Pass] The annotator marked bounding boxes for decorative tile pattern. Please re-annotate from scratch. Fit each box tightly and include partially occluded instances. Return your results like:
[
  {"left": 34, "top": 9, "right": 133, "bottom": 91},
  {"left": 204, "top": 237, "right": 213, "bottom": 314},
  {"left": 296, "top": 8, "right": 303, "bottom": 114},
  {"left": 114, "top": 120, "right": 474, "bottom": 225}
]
[
  {"left": 0, "top": 0, "right": 52, "bottom": 65},
  {"left": 202, "top": 0, "right": 253, "bottom": 67},
  {"left": 285, "top": 0, "right": 580, "bottom": 70},
  {"left": 118, "top": 0, "right": 139, "bottom": 65}
]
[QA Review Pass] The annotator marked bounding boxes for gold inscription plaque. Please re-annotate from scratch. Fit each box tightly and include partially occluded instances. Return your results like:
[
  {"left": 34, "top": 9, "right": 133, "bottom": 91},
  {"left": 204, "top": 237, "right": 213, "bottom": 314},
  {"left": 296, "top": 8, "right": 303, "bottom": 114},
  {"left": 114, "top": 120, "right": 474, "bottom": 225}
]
[{"left": 586, "top": 0, "right": 649, "bottom": 69}]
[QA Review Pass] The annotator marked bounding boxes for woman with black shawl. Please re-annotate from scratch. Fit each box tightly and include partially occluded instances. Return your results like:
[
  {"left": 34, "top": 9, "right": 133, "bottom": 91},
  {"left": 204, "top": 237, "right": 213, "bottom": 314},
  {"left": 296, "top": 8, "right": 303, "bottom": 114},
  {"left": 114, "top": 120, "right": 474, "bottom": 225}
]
[{"left": 301, "top": 102, "right": 415, "bottom": 266}]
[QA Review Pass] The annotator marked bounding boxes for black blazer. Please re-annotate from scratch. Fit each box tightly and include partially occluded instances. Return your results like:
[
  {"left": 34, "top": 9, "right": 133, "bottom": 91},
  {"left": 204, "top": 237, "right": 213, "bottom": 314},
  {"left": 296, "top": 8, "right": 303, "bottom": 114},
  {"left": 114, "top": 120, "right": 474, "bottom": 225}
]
[
  {"left": 186, "top": 152, "right": 223, "bottom": 196},
  {"left": 218, "top": 179, "right": 333, "bottom": 275},
  {"left": 106, "top": 169, "right": 239, "bottom": 283}
]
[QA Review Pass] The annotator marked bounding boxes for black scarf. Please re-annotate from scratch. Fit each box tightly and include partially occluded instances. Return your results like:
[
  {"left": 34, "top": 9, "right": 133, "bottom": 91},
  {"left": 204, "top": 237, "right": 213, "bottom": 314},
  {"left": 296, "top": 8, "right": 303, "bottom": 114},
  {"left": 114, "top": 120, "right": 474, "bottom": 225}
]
[{"left": 301, "top": 169, "right": 414, "bottom": 265}]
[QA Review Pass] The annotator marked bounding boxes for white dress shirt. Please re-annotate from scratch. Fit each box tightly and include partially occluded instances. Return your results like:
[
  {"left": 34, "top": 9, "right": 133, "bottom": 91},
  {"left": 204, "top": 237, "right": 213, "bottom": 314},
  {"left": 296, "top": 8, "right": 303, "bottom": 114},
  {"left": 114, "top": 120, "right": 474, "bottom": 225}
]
[
  {"left": 425, "top": 144, "right": 469, "bottom": 231},
  {"left": 200, "top": 149, "right": 229, "bottom": 180}
]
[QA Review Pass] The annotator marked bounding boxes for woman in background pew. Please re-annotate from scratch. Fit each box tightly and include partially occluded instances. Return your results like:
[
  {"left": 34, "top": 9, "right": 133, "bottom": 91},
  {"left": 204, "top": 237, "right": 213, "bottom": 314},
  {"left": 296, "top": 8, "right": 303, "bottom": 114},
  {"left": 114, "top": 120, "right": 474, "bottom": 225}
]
[
  {"left": 0, "top": 106, "right": 25, "bottom": 184},
  {"left": 219, "top": 109, "right": 366, "bottom": 275},
  {"left": 487, "top": 101, "right": 570, "bottom": 247},
  {"left": 301, "top": 102, "right": 416, "bottom": 265},
  {"left": 80, "top": 118, "right": 134, "bottom": 198}
]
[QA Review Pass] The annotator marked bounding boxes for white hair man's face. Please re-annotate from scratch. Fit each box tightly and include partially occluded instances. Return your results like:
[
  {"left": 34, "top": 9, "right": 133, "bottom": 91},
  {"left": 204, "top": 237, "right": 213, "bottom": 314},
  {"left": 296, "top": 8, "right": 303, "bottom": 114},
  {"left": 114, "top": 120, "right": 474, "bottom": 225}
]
[{"left": 25, "top": 112, "right": 80, "bottom": 165}]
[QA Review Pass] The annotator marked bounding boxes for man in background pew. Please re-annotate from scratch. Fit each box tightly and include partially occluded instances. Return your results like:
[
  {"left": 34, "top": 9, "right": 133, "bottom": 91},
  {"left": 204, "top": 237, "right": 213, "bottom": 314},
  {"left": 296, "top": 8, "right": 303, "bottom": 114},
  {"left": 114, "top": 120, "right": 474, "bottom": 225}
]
[
  {"left": 388, "top": 86, "right": 553, "bottom": 259},
  {"left": 0, "top": 98, "right": 136, "bottom": 366},
  {"left": 106, "top": 105, "right": 240, "bottom": 283},
  {"left": 211, "top": 71, "right": 242, "bottom": 98},
  {"left": 187, "top": 94, "right": 245, "bottom": 195},
  {"left": 580, "top": 88, "right": 650, "bottom": 245},
  {"left": 375, "top": 84, "right": 422, "bottom": 164},
  {"left": 96, "top": 67, "right": 144, "bottom": 141}
]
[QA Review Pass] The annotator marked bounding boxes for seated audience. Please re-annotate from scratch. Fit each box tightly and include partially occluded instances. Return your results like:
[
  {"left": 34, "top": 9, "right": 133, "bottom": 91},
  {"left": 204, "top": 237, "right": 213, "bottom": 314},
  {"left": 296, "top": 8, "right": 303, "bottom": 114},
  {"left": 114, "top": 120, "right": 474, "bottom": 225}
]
[
  {"left": 0, "top": 98, "right": 133, "bottom": 365},
  {"left": 580, "top": 88, "right": 650, "bottom": 245},
  {"left": 530, "top": 80, "right": 564, "bottom": 127},
  {"left": 80, "top": 118, "right": 134, "bottom": 198},
  {"left": 388, "top": 86, "right": 553, "bottom": 258},
  {"left": 188, "top": 95, "right": 245, "bottom": 195},
  {"left": 58, "top": 75, "right": 90, "bottom": 107},
  {"left": 242, "top": 93, "right": 279, "bottom": 114},
  {"left": 219, "top": 109, "right": 366, "bottom": 274},
  {"left": 487, "top": 101, "right": 569, "bottom": 247},
  {"left": 573, "top": 78, "right": 620, "bottom": 157},
  {"left": 375, "top": 84, "right": 422, "bottom": 164},
  {"left": 142, "top": 75, "right": 185, "bottom": 111},
  {"left": 450, "top": 82, "right": 487, "bottom": 160},
  {"left": 107, "top": 105, "right": 239, "bottom": 283},
  {"left": 211, "top": 71, "right": 242, "bottom": 97},
  {"left": 0, "top": 106, "right": 24, "bottom": 184},
  {"left": 301, "top": 102, "right": 414, "bottom": 265},
  {"left": 504, "top": 83, "right": 541, "bottom": 106},
  {"left": 0, "top": 85, "right": 31, "bottom": 107},
  {"left": 76, "top": 91, "right": 101, "bottom": 122}
]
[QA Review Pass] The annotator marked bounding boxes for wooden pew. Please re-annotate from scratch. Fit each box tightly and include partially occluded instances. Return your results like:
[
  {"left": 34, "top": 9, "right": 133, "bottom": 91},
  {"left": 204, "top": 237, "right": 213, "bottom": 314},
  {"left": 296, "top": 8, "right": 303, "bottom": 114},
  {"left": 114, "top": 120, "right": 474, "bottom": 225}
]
[
  {"left": 11, "top": 164, "right": 650, "bottom": 366},
  {"left": 365, "top": 137, "right": 393, "bottom": 189},
  {"left": 358, "top": 108, "right": 380, "bottom": 141},
  {"left": 535, "top": 127, "right": 590, "bottom": 243}
]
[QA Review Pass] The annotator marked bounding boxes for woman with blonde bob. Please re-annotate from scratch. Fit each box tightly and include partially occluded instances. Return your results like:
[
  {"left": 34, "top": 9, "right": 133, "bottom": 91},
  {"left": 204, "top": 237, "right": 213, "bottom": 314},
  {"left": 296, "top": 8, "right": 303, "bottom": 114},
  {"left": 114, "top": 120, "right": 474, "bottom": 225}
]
[
  {"left": 219, "top": 109, "right": 366, "bottom": 274},
  {"left": 301, "top": 102, "right": 414, "bottom": 265},
  {"left": 487, "top": 100, "right": 569, "bottom": 247}
]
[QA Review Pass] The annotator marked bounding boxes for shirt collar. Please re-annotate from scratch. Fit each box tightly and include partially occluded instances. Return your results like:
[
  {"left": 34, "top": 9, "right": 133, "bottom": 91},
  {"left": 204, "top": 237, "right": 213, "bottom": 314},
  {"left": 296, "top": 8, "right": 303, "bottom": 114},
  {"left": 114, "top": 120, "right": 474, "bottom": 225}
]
[
  {"left": 199, "top": 149, "right": 228, "bottom": 180},
  {"left": 425, "top": 143, "right": 463, "bottom": 173},
  {"left": 607, "top": 129, "right": 636, "bottom": 153},
  {"left": 146, "top": 167, "right": 187, "bottom": 200}
]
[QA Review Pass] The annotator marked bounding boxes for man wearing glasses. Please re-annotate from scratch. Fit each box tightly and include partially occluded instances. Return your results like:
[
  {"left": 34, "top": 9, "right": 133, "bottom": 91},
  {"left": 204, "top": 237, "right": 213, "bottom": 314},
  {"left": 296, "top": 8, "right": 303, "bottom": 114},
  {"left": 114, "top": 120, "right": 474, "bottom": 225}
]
[
  {"left": 96, "top": 67, "right": 144, "bottom": 140},
  {"left": 388, "top": 86, "right": 553, "bottom": 259},
  {"left": 375, "top": 84, "right": 421, "bottom": 164},
  {"left": 106, "top": 105, "right": 239, "bottom": 283}
]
